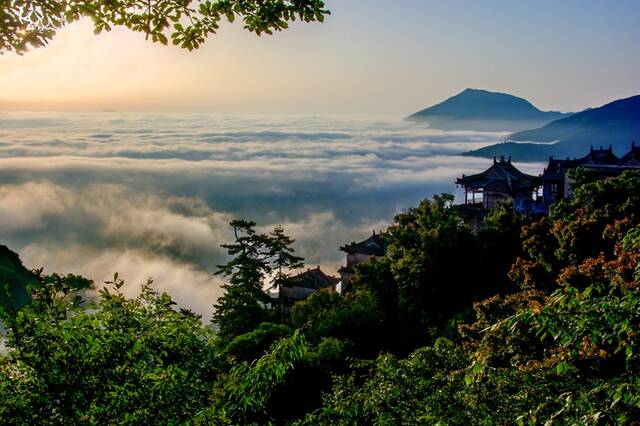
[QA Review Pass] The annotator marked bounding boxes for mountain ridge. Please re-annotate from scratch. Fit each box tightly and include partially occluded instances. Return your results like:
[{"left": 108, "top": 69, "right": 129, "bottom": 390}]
[
  {"left": 406, "top": 88, "right": 570, "bottom": 131},
  {"left": 465, "top": 94, "right": 640, "bottom": 161}
]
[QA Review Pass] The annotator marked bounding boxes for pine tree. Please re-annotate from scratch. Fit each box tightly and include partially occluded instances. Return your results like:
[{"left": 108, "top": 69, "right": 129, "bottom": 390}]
[
  {"left": 268, "top": 225, "right": 304, "bottom": 321},
  {"left": 268, "top": 225, "right": 304, "bottom": 292},
  {"left": 213, "top": 220, "right": 273, "bottom": 341},
  {"left": 212, "top": 220, "right": 304, "bottom": 340}
]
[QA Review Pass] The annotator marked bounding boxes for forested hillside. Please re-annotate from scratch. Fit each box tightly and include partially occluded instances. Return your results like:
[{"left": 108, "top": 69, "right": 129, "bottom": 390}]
[{"left": 1, "top": 169, "right": 639, "bottom": 425}]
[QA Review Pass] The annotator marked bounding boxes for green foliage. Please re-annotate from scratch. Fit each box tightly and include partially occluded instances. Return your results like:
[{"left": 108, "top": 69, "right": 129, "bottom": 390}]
[
  {"left": 302, "top": 227, "right": 639, "bottom": 424},
  {"left": 0, "top": 275, "right": 219, "bottom": 425},
  {"left": 199, "top": 330, "right": 310, "bottom": 425},
  {"left": 1, "top": 0, "right": 330, "bottom": 54},
  {"left": 386, "top": 194, "right": 478, "bottom": 326},
  {"left": 298, "top": 338, "right": 469, "bottom": 425},
  {"left": 224, "top": 322, "right": 293, "bottom": 362},
  {"left": 550, "top": 169, "right": 640, "bottom": 265},
  {"left": 2, "top": 171, "right": 640, "bottom": 424},
  {"left": 340, "top": 194, "right": 514, "bottom": 351},
  {"left": 292, "top": 288, "right": 387, "bottom": 357},
  {"left": 297, "top": 173, "right": 640, "bottom": 424},
  {"left": 476, "top": 198, "right": 526, "bottom": 294}
]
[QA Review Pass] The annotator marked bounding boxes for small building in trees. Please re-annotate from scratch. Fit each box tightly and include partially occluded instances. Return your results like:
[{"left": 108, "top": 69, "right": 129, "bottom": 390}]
[
  {"left": 279, "top": 266, "right": 339, "bottom": 314},
  {"left": 338, "top": 231, "right": 386, "bottom": 292},
  {"left": 456, "top": 156, "right": 541, "bottom": 213}
]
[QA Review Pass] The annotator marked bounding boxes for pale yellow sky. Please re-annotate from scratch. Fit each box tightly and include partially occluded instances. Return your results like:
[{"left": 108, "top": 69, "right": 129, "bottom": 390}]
[
  {"left": 1, "top": 1, "right": 639, "bottom": 114},
  {"left": 0, "top": 20, "right": 283, "bottom": 112},
  {"left": 0, "top": 15, "right": 395, "bottom": 113}
]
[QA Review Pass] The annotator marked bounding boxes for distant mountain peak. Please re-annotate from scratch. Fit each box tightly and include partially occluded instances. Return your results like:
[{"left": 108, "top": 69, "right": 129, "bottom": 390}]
[
  {"left": 460, "top": 87, "right": 521, "bottom": 97},
  {"left": 406, "top": 88, "right": 569, "bottom": 132}
]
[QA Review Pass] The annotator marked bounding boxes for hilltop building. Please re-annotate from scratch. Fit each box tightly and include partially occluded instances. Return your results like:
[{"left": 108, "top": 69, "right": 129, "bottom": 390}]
[
  {"left": 338, "top": 231, "right": 386, "bottom": 293},
  {"left": 541, "top": 143, "right": 640, "bottom": 206},
  {"left": 279, "top": 266, "right": 338, "bottom": 316},
  {"left": 455, "top": 156, "right": 541, "bottom": 213}
]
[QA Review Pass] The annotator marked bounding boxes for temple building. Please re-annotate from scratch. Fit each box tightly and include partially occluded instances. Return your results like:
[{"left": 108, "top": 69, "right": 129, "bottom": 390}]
[
  {"left": 338, "top": 231, "right": 386, "bottom": 292},
  {"left": 456, "top": 156, "right": 541, "bottom": 213},
  {"left": 279, "top": 267, "right": 338, "bottom": 315},
  {"left": 541, "top": 143, "right": 640, "bottom": 206}
]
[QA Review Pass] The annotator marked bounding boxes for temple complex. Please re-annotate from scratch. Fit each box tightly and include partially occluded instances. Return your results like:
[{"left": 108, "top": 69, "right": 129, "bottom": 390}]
[{"left": 283, "top": 143, "right": 639, "bottom": 305}]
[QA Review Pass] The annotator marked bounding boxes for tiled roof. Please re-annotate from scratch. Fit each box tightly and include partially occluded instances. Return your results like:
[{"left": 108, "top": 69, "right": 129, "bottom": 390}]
[
  {"left": 619, "top": 142, "right": 640, "bottom": 166},
  {"left": 340, "top": 232, "right": 386, "bottom": 256},
  {"left": 290, "top": 266, "right": 339, "bottom": 290},
  {"left": 456, "top": 156, "right": 540, "bottom": 192},
  {"left": 543, "top": 143, "right": 640, "bottom": 177},
  {"left": 577, "top": 145, "right": 619, "bottom": 165},
  {"left": 542, "top": 158, "right": 582, "bottom": 180}
]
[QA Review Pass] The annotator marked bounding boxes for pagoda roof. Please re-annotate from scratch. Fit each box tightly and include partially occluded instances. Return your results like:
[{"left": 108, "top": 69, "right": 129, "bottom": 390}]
[
  {"left": 543, "top": 143, "right": 640, "bottom": 177},
  {"left": 340, "top": 232, "right": 386, "bottom": 256},
  {"left": 619, "top": 142, "right": 640, "bottom": 166},
  {"left": 577, "top": 145, "right": 619, "bottom": 165},
  {"left": 291, "top": 266, "right": 339, "bottom": 290},
  {"left": 456, "top": 156, "right": 540, "bottom": 192}
]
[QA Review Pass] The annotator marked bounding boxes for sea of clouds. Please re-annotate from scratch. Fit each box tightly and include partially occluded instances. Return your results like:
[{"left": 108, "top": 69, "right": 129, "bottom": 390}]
[{"left": 0, "top": 112, "right": 542, "bottom": 319}]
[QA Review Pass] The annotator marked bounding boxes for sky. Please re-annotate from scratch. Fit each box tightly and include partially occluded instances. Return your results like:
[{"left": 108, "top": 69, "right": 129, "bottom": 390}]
[{"left": 1, "top": 0, "right": 639, "bottom": 114}]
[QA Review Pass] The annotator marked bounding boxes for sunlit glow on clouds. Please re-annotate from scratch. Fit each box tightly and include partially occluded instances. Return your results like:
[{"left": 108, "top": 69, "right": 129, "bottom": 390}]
[{"left": 0, "top": 112, "right": 543, "bottom": 319}]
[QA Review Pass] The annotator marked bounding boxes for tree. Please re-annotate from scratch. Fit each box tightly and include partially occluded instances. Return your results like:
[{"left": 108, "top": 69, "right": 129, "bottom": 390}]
[
  {"left": 1, "top": 0, "right": 330, "bottom": 54},
  {"left": 384, "top": 194, "right": 478, "bottom": 336},
  {"left": 213, "top": 220, "right": 275, "bottom": 341},
  {"left": 549, "top": 169, "right": 640, "bottom": 265},
  {"left": 475, "top": 199, "right": 526, "bottom": 296},
  {"left": 212, "top": 219, "right": 304, "bottom": 341},
  {"left": 268, "top": 225, "right": 304, "bottom": 320},
  {"left": 267, "top": 225, "right": 304, "bottom": 292}
]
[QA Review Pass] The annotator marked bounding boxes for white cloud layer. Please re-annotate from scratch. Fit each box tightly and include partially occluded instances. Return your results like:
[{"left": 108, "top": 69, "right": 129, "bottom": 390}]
[{"left": 0, "top": 113, "right": 542, "bottom": 318}]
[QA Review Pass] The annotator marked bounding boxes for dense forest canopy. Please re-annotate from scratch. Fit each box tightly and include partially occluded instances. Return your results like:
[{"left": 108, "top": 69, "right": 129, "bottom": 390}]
[{"left": 1, "top": 169, "right": 639, "bottom": 424}]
